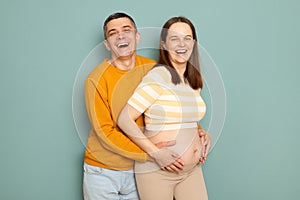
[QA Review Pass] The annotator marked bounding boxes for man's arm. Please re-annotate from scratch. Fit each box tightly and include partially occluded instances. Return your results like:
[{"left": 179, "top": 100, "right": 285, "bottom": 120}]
[{"left": 84, "top": 77, "right": 149, "bottom": 162}]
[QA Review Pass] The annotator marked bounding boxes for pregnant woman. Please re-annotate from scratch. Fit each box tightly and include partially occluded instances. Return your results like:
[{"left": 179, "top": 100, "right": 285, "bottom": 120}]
[{"left": 118, "top": 16, "right": 208, "bottom": 200}]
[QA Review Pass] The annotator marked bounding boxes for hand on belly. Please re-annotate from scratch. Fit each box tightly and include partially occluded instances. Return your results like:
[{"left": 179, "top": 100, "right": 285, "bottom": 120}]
[{"left": 149, "top": 128, "right": 202, "bottom": 166}]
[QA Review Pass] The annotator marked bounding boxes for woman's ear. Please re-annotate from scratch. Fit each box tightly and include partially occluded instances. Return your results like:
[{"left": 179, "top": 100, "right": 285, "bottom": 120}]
[{"left": 161, "top": 41, "right": 167, "bottom": 50}]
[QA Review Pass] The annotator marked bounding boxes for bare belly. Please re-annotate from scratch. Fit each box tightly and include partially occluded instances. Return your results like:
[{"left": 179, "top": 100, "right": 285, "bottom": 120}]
[{"left": 145, "top": 128, "right": 202, "bottom": 166}]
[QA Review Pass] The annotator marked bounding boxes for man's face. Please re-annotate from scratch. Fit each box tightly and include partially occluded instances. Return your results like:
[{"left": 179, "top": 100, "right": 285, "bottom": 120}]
[{"left": 104, "top": 17, "right": 140, "bottom": 60}]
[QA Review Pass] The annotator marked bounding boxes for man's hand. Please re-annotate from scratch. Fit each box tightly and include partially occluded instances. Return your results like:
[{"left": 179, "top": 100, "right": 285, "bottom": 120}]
[{"left": 199, "top": 129, "right": 211, "bottom": 164}]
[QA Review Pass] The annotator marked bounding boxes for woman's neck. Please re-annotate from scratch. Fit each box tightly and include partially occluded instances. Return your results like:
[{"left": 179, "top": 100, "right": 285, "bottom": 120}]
[{"left": 173, "top": 63, "right": 187, "bottom": 77}]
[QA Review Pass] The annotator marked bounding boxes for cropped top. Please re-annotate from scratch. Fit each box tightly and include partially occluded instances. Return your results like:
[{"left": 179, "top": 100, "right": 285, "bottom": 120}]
[{"left": 128, "top": 65, "right": 206, "bottom": 131}]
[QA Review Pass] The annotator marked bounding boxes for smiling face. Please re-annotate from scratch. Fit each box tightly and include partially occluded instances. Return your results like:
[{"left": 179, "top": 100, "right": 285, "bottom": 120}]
[
  {"left": 104, "top": 17, "right": 140, "bottom": 60},
  {"left": 163, "top": 22, "right": 195, "bottom": 66}
]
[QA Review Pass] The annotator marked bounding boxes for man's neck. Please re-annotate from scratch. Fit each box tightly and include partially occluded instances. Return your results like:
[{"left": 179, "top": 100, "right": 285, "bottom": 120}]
[{"left": 109, "top": 54, "right": 137, "bottom": 71}]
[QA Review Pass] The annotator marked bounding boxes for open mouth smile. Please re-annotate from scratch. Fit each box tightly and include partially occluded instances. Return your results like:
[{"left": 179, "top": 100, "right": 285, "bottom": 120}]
[
  {"left": 175, "top": 49, "right": 188, "bottom": 54},
  {"left": 117, "top": 43, "right": 129, "bottom": 48}
]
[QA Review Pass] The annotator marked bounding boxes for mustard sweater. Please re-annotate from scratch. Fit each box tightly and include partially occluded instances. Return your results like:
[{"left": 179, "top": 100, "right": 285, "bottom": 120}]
[{"left": 84, "top": 55, "right": 156, "bottom": 170}]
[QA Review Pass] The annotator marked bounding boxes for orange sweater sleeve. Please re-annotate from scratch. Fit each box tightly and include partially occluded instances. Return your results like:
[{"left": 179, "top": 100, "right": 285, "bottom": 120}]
[{"left": 84, "top": 76, "right": 149, "bottom": 162}]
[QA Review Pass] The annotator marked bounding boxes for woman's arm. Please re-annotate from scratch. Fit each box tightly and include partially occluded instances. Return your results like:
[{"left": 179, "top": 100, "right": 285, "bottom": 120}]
[{"left": 118, "top": 104, "right": 184, "bottom": 169}]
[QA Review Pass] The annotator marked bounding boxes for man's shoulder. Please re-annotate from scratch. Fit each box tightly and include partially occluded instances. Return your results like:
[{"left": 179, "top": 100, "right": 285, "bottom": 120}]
[
  {"left": 86, "top": 59, "right": 110, "bottom": 81},
  {"left": 136, "top": 55, "right": 156, "bottom": 65},
  {"left": 134, "top": 55, "right": 156, "bottom": 74}
]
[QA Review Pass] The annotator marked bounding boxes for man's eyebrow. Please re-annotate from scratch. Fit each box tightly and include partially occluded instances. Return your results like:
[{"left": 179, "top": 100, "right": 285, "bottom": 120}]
[
  {"left": 107, "top": 28, "right": 117, "bottom": 35},
  {"left": 122, "top": 25, "right": 133, "bottom": 29},
  {"left": 107, "top": 25, "right": 134, "bottom": 35}
]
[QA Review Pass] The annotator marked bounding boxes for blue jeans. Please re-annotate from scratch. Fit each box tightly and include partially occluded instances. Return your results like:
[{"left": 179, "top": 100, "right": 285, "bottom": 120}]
[{"left": 83, "top": 163, "right": 139, "bottom": 200}]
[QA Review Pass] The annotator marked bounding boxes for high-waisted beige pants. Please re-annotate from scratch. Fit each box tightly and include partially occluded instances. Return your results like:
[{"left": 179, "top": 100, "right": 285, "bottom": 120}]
[{"left": 135, "top": 165, "right": 208, "bottom": 200}]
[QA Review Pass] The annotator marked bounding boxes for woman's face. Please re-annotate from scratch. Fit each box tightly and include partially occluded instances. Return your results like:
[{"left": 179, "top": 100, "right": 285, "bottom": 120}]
[{"left": 163, "top": 22, "right": 194, "bottom": 66}]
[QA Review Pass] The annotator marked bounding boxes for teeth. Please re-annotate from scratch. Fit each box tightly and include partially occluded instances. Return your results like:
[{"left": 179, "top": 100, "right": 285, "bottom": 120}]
[
  {"left": 117, "top": 43, "right": 129, "bottom": 48},
  {"left": 175, "top": 49, "right": 187, "bottom": 54}
]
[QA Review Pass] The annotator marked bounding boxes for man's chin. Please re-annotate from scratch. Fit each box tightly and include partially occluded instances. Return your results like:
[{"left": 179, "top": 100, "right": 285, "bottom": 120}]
[{"left": 117, "top": 51, "right": 136, "bottom": 59}]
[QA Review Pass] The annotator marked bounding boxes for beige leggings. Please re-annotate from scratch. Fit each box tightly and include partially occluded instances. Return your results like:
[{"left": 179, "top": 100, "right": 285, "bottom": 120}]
[{"left": 135, "top": 165, "right": 208, "bottom": 200}]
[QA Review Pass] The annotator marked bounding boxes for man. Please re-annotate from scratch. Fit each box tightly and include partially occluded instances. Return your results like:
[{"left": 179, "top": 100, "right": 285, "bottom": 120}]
[
  {"left": 83, "top": 12, "right": 211, "bottom": 200},
  {"left": 83, "top": 12, "right": 167, "bottom": 200}
]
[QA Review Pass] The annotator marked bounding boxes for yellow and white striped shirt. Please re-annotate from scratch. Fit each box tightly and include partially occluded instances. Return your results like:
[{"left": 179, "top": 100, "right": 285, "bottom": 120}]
[{"left": 128, "top": 66, "right": 206, "bottom": 131}]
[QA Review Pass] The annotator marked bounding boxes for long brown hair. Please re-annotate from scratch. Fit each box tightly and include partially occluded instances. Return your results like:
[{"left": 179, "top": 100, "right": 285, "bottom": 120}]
[{"left": 157, "top": 16, "right": 203, "bottom": 89}]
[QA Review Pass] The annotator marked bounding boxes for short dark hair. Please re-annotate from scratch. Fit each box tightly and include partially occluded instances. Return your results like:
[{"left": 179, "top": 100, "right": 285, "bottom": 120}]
[{"left": 103, "top": 12, "right": 136, "bottom": 39}]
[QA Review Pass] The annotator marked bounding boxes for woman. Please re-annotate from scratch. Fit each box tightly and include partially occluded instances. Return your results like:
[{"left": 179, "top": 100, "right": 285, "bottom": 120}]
[{"left": 118, "top": 16, "right": 208, "bottom": 200}]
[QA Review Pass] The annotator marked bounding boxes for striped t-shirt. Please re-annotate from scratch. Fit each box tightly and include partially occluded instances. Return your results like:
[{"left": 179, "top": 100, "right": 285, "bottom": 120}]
[{"left": 128, "top": 65, "right": 206, "bottom": 131}]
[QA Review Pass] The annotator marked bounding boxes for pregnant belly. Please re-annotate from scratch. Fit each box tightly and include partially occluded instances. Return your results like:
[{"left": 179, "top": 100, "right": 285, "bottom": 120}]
[{"left": 146, "top": 128, "right": 202, "bottom": 167}]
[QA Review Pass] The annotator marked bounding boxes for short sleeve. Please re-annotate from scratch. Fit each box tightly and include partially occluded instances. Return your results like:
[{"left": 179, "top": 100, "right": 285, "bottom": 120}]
[{"left": 128, "top": 66, "right": 169, "bottom": 113}]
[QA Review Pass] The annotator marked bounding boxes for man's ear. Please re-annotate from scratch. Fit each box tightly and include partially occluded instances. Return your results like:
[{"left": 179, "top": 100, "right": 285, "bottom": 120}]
[
  {"left": 104, "top": 40, "right": 111, "bottom": 51},
  {"left": 136, "top": 32, "right": 141, "bottom": 44}
]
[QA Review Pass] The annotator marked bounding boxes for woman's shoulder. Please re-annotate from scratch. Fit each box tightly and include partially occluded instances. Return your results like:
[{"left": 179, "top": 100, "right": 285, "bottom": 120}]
[
  {"left": 143, "top": 65, "right": 171, "bottom": 84},
  {"left": 147, "top": 64, "right": 171, "bottom": 81}
]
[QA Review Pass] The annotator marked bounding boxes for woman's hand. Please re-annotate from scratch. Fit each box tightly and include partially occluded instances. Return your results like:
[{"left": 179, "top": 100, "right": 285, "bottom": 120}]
[
  {"left": 148, "top": 148, "right": 183, "bottom": 169},
  {"left": 153, "top": 140, "right": 184, "bottom": 173},
  {"left": 162, "top": 159, "right": 185, "bottom": 173}
]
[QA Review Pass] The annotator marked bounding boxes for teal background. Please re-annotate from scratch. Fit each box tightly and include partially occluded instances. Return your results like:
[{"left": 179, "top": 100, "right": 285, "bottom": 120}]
[{"left": 1, "top": 0, "right": 299, "bottom": 199}]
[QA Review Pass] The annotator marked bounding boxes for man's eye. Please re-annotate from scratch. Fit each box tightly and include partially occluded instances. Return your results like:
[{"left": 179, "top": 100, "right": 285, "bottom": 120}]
[
  {"left": 109, "top": 32, "right": 117, "bottom": 37},
  {"left": 124, "top": 29, "right": 132, "bottom": 33}
]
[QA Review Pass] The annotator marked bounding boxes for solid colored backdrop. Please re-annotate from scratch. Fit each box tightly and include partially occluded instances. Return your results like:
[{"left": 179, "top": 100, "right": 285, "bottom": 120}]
[{"left": 0, "top": 0, "right": 299, "bottom": 199}]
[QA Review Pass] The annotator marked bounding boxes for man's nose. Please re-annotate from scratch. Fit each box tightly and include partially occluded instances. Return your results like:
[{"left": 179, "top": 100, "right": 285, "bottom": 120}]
[{"left": 117, "top": 32, "right": 125, "bottom": 40}]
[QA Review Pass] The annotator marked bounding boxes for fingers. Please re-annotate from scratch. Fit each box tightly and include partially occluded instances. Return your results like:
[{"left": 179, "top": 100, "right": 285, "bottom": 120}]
[
  {"left": 198, "top": 129, "right": 207, "bottom": 137},
  {"left": 200, "top": 145, "right": 208, "bottom": 163},
  {"left": 199, "top": 132, "right": 210, "bottom": 164},
  {"left": 199, "top": 156, "right": 205, "bottom": 164},
  {"left": 200, "top": 142, "right": 211, "bottom": 163},
  {"left": 149, "top": 148, "right": 180, "bottom": 167},
  {"left": 173, "top": 159, "right": 184, "bottom": 170},
  {"left": 200, "top": 134, "right": 205, "bottom": 145},
  {"left": 203, "top": 133, "right": 211, "bottom": 145},
  {"left": 199, "top": 147, "right": 206, "bottom": 164},
  {"left": 204, "top": 142, "right": 211, "bottom": 158},
  {"left": 199, "top": 131, "right": 211, "bottom": 159},
  {"left": 163, "top": 165, "right": 180, "bottom": 173},
  {"left": 203, "top": 133, "right": 211, "bottom": 157},
  {"left": 163, "top": 159, "right": 185, "bottom": 173},
  {"left": 155, "top": 140, "right": 176, "bottom": 149}
]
